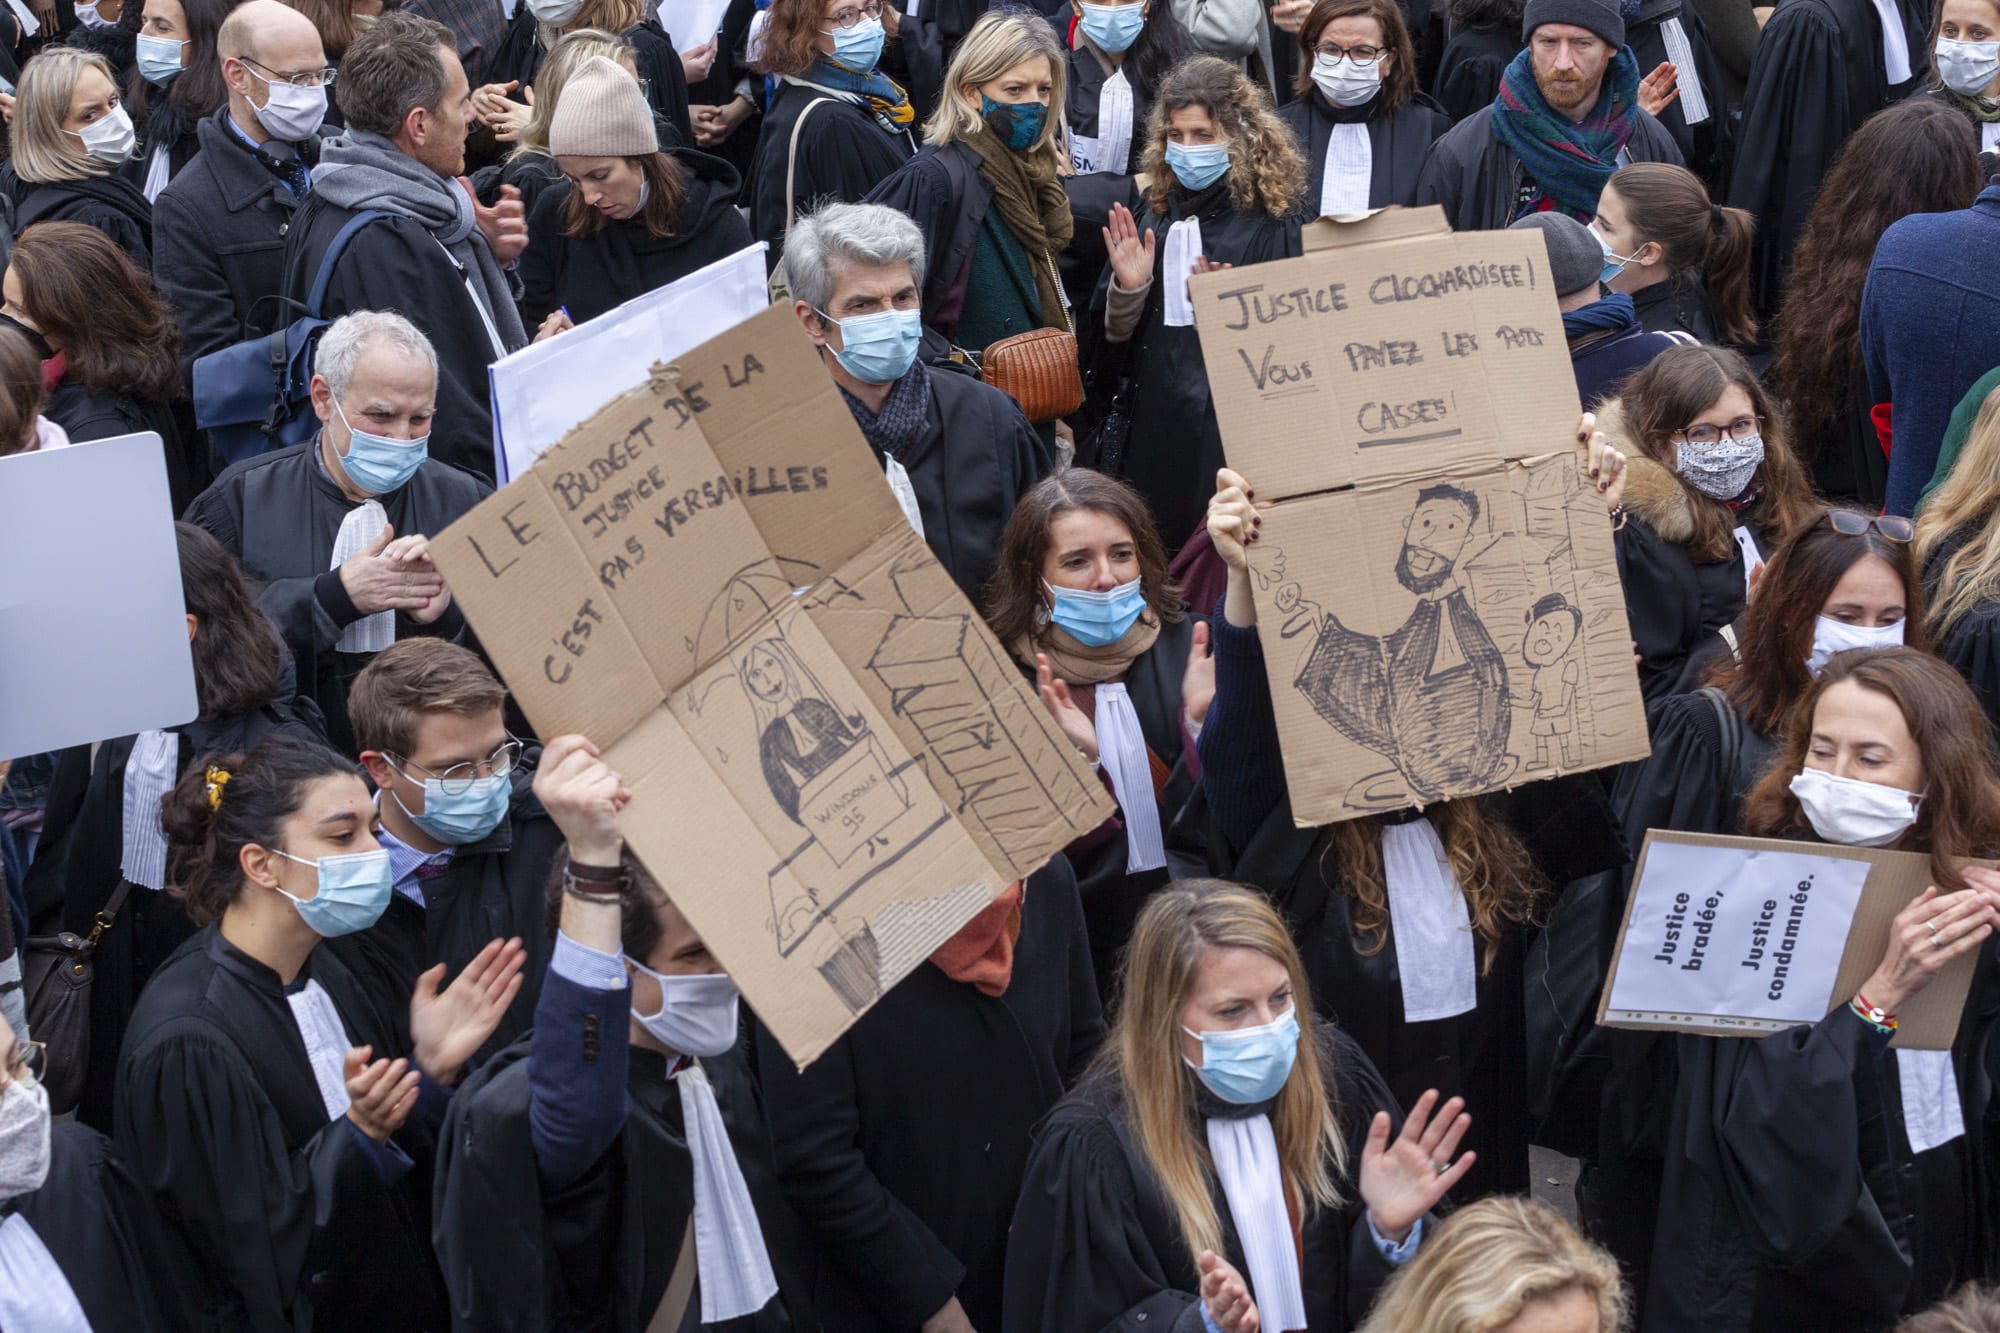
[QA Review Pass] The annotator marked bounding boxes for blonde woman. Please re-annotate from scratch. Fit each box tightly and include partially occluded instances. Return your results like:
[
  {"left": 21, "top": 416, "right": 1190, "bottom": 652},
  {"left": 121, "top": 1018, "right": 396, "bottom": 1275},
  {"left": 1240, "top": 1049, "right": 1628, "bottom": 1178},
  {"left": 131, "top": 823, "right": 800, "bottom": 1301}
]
[
  {"left": 1087, "top": 54, "right": 1302, "bottom": 549},
  {"left": 867, "top": 9, "right": 1073, "bottom": 353},
  {"left": 474, "top": 28, "right": 635, "bottom": 212},
  {"left": 1915, "top": 379, "right": 2000, "bottom": 733},
  {"left": 3, "top": 47, "right": 152, "bottom": 269},
  {"left": 470, "top": 0, "right": 691, "bottom": 156},
  {"left": 1358, "top": 1197, "right": 1629, "bottom": 1333},
  {"left": 1003, "top": 880, "right": 1471, "bottom": 1333}
]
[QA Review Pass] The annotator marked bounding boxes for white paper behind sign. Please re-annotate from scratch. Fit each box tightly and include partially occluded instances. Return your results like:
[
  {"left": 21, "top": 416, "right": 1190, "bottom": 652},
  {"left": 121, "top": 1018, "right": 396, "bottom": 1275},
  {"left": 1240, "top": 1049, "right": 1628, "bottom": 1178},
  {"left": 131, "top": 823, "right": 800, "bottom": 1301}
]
[
  {"left": 657, "top": 0, "right": 732, "bottom": 52},
  {"left": 0, "top": 433, "right": 197, "bottom": 754},
  {"left": 489, "top": 243, "right": 769, "bottom": 482},
  {"left": 1606, "top": 839, "right": 1870, "bottom": 1029}
]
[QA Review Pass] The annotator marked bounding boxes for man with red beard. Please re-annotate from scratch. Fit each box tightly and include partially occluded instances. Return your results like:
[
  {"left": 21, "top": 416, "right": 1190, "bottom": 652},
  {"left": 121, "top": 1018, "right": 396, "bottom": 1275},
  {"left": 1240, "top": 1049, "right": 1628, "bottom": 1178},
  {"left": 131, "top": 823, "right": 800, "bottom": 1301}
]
[{"left": 1413, "top": 0, "right": 1682, "bottom": 230}]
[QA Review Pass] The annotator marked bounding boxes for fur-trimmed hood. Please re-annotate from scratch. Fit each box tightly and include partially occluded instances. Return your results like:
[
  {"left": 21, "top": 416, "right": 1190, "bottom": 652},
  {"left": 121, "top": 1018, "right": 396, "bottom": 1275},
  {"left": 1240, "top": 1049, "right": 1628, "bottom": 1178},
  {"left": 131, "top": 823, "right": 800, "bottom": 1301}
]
[{"left": 1595, "top": 395, "right": 1696, "bottom": 545}]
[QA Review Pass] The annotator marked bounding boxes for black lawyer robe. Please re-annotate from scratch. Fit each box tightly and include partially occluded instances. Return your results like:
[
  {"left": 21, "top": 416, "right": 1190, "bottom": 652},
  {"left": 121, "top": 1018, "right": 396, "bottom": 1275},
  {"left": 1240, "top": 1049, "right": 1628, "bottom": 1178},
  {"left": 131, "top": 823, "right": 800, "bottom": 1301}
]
[
  {"left": 1642, "top": 953, "right": 2000, "bottom": 1331},
  {"left": 323, "top": 775, "right": 563, "bottom": 1072},
  {"left": 1059, "top": 34, "right": 1177, "bottom": 304},
  {"left": 1000, "top": 1026, "right": 1409, "bottom": 1333},
  {"left": 1724, "top": 0, "right": 1926, "bottom": 314},
  {"left": 22, "top": 680, "right": 325, "bottom": 1130},
  {"left": 435, "top": 1037, "right": 810, "bottom": 1332},
  {"left": 1082, "top": 182, "right": 1300, "bottom": 552},
  {"left": 4, "top": 1121, "right": 172, "bottom": 1331},
  {"left": 114, "top": 925, "right": 449, "bottom": 1332},
  {"left": 876, "top": 363, "right": 1044, "bottom": 607},
  {"left": 1277, "top": 89, "right": 1451, "bottom": 215},
  {"left": 1923, "top": 532, "right": 2000, "bottom": 736},
  {"left": 46, "top": 379, "right": 209, "bottom": 519},
  {"left": 749, "top": 81, "right": 914, "bottom": 255},
  {"left": 1432, "top": 24, "right": 1519, "bottom": 125},
  {"left": 517, "top": 147, "right": 752, "bottom": 329},
  {"left": 1627, "top": 0, "right": 1724, "bottom": 179},
  {"left": 683, "top": 0, "right": 763, "bottom": 178},
  {"left": 0, "top": 162, "right": 154, "bottom": 270},
  {"left": 753, "top": 857, "right": 1104, "bottom": 1333},
  {"left": 183, "top": 443, "right": 491, "bottom": 756}
]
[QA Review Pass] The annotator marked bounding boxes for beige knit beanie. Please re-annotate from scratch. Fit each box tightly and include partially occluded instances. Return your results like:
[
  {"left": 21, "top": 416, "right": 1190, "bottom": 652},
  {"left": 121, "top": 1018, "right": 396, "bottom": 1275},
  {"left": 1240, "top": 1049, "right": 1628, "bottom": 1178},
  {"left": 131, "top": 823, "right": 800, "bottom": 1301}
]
[{"left": 548, "top": 56, "right": 658, "bottom": 158}]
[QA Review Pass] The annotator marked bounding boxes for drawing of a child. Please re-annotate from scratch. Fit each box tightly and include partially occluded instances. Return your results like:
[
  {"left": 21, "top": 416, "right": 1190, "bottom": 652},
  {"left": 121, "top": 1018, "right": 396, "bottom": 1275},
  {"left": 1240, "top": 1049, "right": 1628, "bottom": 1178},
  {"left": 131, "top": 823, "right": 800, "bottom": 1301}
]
[{"left": 1522, "top": 592, "right": 1582, "bottom": 771}]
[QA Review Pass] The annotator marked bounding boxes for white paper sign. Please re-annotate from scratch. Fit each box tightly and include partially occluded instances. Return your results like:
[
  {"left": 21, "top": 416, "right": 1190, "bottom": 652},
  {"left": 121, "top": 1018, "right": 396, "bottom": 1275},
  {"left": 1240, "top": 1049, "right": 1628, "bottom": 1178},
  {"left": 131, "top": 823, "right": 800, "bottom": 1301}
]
[
  {"left": 657, "top": 0, "right": 732, "bottom": 52},
  {"left": 0, "top": 434, "right": 197, "bottom": 755},
  {"left": 1605, "top": 839, "right": 1871, "bottom": 1032},
  {"left": 489, "top": 243, "right": 769, "bottom": 482}
]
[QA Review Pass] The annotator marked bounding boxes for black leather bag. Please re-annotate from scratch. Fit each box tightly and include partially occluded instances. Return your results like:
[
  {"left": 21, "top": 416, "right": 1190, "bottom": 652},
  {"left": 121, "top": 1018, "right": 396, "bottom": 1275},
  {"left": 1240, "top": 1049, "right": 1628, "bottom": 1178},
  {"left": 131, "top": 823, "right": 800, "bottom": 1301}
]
[{"left": 21, "top": 881, "right": 127, "bottom": 1115}]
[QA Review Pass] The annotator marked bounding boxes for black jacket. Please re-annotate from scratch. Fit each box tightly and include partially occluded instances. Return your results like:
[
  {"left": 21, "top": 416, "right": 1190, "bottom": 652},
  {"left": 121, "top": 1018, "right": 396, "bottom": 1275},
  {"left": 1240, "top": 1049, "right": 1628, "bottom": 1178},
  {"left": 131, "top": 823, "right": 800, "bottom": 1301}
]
[
  {"left": 5, "top": 1121, "right": 171, "bottom": 1331},
  {"left": 1412, "top": 101, "right": 1684, "bottom": 230},
  {"left": 154, "top": 109, "right": 317, "bottom": 376},
  {"left": 45, "top": 377, "right": 207, "bottom": 517},
  {"left": 1279, "top": 89, "right": 1451, "bottom": 214},
  {"left": 750, "top": 80, "right": 914, "bottom": 257},
  {"left": 516, "top": 147, "right": 752, "bottom": 328},
  {"left": 754, "top": 857, "right": 1104, "bottom": 1332},
  {"left": 1630, "top": 273, "right": 1723, "bottom": 344},
  {"left": 126, "top": 89, "right": 207, "bottom": 193},
  {"left": 282, "top": 196, "right": 515, "bottom": 481},
  {"left": 487, "top": 13, "right": 692, "bottom": 151},
  {"left": 865, "top": 140, "right": 996, "bottom": 343},
  {"left": 1433, "top": 24, "right": 1519, "bottom": 124},
  {"left": 1, "top": 163, "right": 153, "bottom": 269}
]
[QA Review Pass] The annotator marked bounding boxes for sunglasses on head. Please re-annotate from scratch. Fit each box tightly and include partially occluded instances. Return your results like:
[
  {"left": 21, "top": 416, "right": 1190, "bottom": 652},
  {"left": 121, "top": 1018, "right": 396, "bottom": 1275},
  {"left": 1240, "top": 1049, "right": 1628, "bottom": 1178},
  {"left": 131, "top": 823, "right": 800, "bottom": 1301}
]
[{"left": 1823, "top": 510, "right": 1913, "bottom": 543}]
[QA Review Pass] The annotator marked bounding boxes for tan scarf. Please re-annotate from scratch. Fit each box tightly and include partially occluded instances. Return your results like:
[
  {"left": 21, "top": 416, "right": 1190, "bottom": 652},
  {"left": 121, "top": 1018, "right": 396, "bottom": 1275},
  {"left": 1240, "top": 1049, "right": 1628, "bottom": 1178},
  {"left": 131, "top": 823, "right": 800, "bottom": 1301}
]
[
  {"left": 965, "top": 128, "right": 1074, "bottom": 332},
  {"left": 1013, "top": 610, "right": 1162, "bottom": 685},
  {"left": 930, "top": 881, "right": 1025, "bottom": 996}
]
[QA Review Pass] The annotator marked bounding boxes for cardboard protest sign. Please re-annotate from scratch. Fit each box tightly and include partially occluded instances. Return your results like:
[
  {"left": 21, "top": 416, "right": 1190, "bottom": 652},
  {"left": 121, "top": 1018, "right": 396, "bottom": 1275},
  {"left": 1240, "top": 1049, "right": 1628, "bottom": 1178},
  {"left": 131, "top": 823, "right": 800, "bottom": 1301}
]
[
  {"left": 432, "top": 306, "right": 1113, "bottom": 1067},
  {"left": 1187, "top": 207, "right": 1650, "bottom": 824},
  {"left": 488, "top": 244, "right": 768, "bottom": 482},
  {"left": 1599, "top": 830, "right": 1984, "bottom": 1048},
  {"left": 0, "top": 434, "right": 197, "bottom": 755}
]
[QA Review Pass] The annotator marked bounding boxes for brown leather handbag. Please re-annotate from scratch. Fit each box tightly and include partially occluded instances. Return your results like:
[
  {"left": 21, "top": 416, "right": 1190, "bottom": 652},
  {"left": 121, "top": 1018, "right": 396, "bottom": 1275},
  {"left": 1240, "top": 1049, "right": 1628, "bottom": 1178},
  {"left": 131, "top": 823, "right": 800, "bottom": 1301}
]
[{"left": 978, "top": 326, "right": 1084, "bottom": 424}]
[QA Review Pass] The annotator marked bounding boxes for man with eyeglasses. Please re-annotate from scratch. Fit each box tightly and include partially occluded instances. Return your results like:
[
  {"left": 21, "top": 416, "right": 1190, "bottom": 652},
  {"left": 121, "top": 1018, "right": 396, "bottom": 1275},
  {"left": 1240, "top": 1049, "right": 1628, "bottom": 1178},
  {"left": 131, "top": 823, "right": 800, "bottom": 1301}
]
[
  {"left": 154, "top": 0, "right": 333, "bottom": 379},
  {"left": 333, "top": 637, "right": 564, "bottom": 1069},
  {"left": 0, "top": 1019, "right": 170, "bottom": 1329},
  {"left": 1413, "top": 0, "right": 1681, "bottom": 231}
]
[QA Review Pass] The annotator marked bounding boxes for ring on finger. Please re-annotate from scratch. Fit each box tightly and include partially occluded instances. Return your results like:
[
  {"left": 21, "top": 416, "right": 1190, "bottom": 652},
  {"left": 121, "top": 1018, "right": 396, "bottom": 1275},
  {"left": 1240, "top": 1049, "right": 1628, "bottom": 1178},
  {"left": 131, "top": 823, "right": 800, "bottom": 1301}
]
[{"left": 1430, "top": 1158, "right": 1448, "bottom": 1175}]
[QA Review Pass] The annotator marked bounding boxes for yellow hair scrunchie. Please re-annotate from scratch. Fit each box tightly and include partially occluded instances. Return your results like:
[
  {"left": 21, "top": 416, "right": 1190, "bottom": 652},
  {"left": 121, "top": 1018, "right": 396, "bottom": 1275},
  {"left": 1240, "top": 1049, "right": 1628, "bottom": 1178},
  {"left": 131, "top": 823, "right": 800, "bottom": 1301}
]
[{"left": 205, "top": 767, "right": 231, "bottom": 811}]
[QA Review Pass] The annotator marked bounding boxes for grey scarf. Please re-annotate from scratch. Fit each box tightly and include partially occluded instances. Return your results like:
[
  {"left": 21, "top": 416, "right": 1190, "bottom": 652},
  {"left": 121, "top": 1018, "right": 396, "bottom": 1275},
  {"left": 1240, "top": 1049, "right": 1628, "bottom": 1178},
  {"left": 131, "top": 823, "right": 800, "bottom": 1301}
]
[{"left": 312, "top": 130, "right": 527, "bottom": 353}]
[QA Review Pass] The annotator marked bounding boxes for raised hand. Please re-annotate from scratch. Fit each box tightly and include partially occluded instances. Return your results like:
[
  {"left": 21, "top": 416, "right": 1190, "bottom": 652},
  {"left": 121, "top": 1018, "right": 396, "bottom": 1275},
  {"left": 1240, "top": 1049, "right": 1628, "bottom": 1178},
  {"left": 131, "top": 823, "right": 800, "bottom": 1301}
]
[
  {"left": 467, "top": 181, "right": 529, "bottom": 266},
  {"left": 532, "top": 734, "right": 631, "bottom": 866},
  {"left": 1577, "top": 411, "right": 1625, "bottom": 512},
  {"left": 411, "top": 937, "right": 527, "bottom": 1085},
  {"left": 1638, "top": 61, "right": 1681, "bottom": 118},
  {"left": 1036, "top": 653, "right": 1098, "bottom": 764},
  {"left": 1861, "top": 878, "right": 2000, "bottom": 1016},
  {"left": 1182, "top": 619, "right": 1215, "bottom": 729},
  {"left": 1103, "top": 202, "right": 1156, "bottom": 294},
  {"left": 1207, "top": 467, "right": 1260, "bottom": 571},
  {"left": 1197, "top": 1251, "right": 1260, "bottom": 1333},
  {"left": 1359, "top": 1089, "right": 1475, "bottom": 1242},
  {"left": 342, "top": 1045, "right": 419, "bottom": 1143}
]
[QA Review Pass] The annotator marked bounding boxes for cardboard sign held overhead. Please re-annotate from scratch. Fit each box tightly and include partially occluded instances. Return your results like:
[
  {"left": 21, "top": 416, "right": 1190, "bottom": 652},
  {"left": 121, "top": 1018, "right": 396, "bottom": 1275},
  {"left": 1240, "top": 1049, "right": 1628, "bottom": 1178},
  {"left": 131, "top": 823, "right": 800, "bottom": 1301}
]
[
  {"left": 1599, "top": 830, "right": 1984, "bottom": 1049},
  {"left": 1187, "top": 207, "right": 1650, "bottom": 824},
  {"left": 430, "top": 306, "right": 1113, "bottom": 1068}
]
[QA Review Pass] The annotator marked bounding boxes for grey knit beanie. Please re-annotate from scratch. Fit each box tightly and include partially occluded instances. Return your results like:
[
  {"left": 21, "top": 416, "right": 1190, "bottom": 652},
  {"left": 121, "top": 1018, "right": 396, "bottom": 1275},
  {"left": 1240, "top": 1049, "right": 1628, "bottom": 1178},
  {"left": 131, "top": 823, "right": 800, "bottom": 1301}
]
[
  {"left": 1509, "top": 212, "right": 1605, "bottom": 298},
  {"left": 1521, "top": 0, "right": 1625, "bottom": 47},
  {"left": 548, "top": 56, "right": 658, "bottom": 158}
]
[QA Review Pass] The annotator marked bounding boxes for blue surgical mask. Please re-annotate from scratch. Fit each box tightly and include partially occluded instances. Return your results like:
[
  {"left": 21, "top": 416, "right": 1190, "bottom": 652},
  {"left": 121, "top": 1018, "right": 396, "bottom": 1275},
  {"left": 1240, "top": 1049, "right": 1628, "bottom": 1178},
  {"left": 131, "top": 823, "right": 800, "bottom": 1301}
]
[
  {"left": 1165, "top": 139, "right": 1230, "bottom": 192},
  {"left": 981, "top": 94, "right": 1047, "bottom": 151},
  {"left": 1588, "top": 222, "right": 1633, "bottom": 286},
  {"left": 268, "top": 847, "right": 394, "bottom": 938},
  {"left": 826, "top": 14, "right": 886, "bottom": 72},
  {"left": 135, "top": 33, "right": 185, "bottom": 86},
  {"left": 1045, "top": 575, "right": 1148, "bottom": 647},
  {"left": 819, "top": 306, "right": 922, "bottom": 384},
  {"left": 1183, "top": 1005, "right": 1300, "bottom": 1104},
  {"left": 1079, "top": 0, "right": 1146, "bottom": 53},
  {"left": 391, "top": 770, "right": 512, "bottom": 845},
  {"left": 332, "top": 397, "right": 429, "bottom": 495}
]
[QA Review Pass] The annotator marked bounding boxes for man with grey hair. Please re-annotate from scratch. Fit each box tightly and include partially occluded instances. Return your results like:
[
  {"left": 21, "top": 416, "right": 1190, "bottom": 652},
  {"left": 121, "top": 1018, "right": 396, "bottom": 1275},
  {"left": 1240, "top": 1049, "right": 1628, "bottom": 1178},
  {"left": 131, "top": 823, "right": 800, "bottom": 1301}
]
[
  {"left": 785, "top": 200, "right": 1044, "bottom": 605},
  {"left": 185, "top": 310, "right": 491, "bottom": 754}
]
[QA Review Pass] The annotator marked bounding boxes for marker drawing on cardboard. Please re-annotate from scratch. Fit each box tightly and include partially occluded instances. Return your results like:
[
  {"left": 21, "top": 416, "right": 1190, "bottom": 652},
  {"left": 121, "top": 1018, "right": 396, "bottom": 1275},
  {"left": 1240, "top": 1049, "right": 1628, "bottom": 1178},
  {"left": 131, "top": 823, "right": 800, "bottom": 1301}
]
[
  {"left": 428, "top": 306, "right": 1112, "bottom": 1066},
  {"left": 1188, "top": 205, "right": 1651, "bottom": 823}
]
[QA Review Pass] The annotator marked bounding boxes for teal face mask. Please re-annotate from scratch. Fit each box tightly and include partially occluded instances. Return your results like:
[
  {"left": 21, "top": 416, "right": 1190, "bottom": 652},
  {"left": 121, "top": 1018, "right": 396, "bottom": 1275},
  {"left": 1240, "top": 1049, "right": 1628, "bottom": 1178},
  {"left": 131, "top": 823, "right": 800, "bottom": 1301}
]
[
  {"left": 981, "top": 94, "right": 1047, "bottom": 151},
  {"left": 268, "top": 848, "right": 394, "bottom": 938},
  {"left": 1164, "top": 139, "right": 1230, "bottom": 191}
]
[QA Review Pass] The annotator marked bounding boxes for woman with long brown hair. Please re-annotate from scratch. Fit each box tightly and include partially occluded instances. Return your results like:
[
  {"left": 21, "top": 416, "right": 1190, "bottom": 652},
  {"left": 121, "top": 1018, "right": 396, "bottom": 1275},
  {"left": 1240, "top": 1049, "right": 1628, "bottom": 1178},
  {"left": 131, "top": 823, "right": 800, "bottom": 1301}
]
[
  {"left": 1645, "top": 648, "right": 2000, "bottom": 1329},
  {"left": 1277, "top": 0, "right": 1448, "bottom": 217},
  {"left": 1003, "top": 880, "right": 1473, "bottom": 1332},
  {"left": 992, "top": 468, "right": 1205, "bottom": 1000},
  {"left": 1087, "top": 54, "right": 1303, "bottom": 549},
  {"left": 1191, "top": 449, "right": 1632, "bottom": 1207},
  {"left": 1600, "top": 342, "right": 1818, "bottom": 702},
  {"left": 1, "top": 220, "right": 203, "bottom": 513},
  {"left": 1767, "top": 99, "right": 1981, "bottom": 507},
  {"left": 515, "top": 55, "right": 751, "bottom": 328},
  {"left": 1592, "top": 161, "right": 1756, "bottom": 347}
]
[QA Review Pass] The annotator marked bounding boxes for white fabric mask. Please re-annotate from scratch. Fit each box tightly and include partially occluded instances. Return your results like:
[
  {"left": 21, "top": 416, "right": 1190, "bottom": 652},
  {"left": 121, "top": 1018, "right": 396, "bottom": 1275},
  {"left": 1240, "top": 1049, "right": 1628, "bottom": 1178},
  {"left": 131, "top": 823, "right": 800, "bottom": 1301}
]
[
  {"left": 631, "top": 966, "right": 741, "bottom": 1057},
  {"left": 1806, "top": 615, "right": 1904, "bottom": 676},
  {"left": 72, "top": 0, "right": 116, "bottom": 27},
  {"left": 70, "top": 103, "right": 136, "bottom": 165},
  {"left": 527, "top": 0, "right": 585, "bottom": 23},
  {"left": 1312, "top": 52, "right": 1382, "bottom": 107},
  {"left": 254, "top": 79, "right": 328, "bottom": 142},
  {"left": 1937, "top": 36, "right": 2000, "bottom": 94},
  {"left": 0, "top": 1081, "right": 51, "bottom": 1202},
  {"left": 1789, "top": 767, "right": 1921, "bottom": 847}
]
